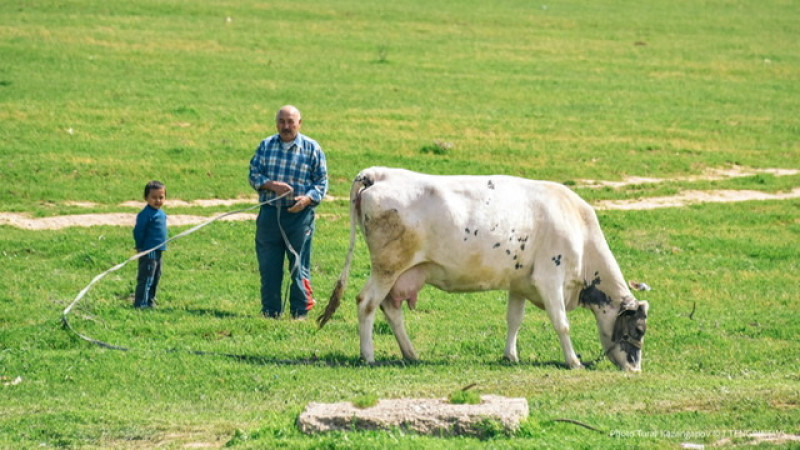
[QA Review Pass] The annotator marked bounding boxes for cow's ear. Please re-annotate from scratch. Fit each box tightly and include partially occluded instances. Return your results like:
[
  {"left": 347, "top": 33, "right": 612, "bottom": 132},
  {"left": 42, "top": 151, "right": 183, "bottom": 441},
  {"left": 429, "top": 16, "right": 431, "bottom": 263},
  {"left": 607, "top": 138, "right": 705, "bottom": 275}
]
[{"left": 637, "top": 301, "right": 649, "bottom": 318}]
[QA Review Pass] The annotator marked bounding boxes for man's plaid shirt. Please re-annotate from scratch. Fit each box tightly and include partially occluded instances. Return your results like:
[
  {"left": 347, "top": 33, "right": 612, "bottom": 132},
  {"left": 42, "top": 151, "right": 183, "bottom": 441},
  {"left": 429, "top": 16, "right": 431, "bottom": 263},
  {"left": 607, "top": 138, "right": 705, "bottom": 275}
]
[{"left": 248, "top": 133, "right": 328, "bottom": 207}]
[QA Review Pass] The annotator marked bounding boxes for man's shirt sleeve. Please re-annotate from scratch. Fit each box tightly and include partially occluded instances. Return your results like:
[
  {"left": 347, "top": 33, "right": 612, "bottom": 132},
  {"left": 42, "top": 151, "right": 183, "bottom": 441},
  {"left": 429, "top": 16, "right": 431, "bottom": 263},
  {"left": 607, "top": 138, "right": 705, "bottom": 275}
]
[{"left": 306, "top": 144, "right": 328, "bottom": 205}]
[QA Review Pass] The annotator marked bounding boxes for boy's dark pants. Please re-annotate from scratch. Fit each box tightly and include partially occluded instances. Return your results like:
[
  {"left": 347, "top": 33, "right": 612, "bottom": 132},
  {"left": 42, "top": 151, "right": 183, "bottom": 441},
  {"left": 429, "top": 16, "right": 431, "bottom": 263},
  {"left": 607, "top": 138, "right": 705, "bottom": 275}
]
[
  {"left": 134, "top": 251, "right": 162, "bottom": 308},
  {"left": 255, "top": 205, "right": 315, "bottom": 318}
]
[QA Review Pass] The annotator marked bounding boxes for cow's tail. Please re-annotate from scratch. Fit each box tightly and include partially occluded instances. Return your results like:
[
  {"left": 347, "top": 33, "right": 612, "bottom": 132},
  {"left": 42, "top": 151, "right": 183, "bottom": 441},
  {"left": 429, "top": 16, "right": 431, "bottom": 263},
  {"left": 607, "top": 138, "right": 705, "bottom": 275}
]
[{"left": 317, "top": 171, "right": 373, "bottom": 328}]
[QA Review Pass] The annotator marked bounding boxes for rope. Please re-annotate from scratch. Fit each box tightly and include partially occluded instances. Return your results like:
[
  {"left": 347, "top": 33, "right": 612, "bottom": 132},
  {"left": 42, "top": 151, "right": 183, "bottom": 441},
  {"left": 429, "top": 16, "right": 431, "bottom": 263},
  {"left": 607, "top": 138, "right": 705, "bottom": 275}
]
[
  {"left": 61, "top": 192, "right": 293, "bottom": 353},
  {"left": 552, "top": 418, "right": 606, "bottom": 433},
  {"left": 276, "top": 205, "right": 310, "bottom": 315}
]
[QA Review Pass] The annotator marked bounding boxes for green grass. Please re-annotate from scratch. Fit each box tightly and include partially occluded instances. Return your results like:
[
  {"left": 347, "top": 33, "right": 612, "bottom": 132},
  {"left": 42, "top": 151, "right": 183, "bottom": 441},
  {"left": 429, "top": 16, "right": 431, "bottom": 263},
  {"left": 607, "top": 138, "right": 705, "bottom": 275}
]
[
  {"left": 449, "top": 390, "right": 482, "bottom": 406},
  {"left": 352, "top": 393, "right": 380, "bottom": 409},
  {"left": 1, "top": 0, "right": 798, "bottom": 448}
]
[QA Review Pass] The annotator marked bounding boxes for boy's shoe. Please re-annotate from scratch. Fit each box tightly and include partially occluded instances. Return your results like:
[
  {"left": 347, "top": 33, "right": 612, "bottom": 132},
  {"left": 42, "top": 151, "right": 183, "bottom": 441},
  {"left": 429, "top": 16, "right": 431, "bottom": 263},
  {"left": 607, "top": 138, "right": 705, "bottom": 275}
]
[{"left": 261, "top": 311, "right": 281, "bottom": 319}]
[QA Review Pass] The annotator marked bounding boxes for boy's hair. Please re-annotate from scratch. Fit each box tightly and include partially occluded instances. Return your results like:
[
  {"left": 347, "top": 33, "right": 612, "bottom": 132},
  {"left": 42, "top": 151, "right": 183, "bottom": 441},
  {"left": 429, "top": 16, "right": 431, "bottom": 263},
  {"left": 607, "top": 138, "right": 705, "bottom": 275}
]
[{"left": 144, "top": 180, "right": 166, "bottom": 198}]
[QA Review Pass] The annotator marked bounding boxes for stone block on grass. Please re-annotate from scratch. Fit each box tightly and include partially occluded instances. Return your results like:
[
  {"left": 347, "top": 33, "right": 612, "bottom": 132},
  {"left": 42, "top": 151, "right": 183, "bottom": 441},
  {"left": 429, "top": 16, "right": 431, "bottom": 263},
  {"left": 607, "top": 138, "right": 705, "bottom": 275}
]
[{"left": 297, "top": 395, "right": 528, "bottom": 437}]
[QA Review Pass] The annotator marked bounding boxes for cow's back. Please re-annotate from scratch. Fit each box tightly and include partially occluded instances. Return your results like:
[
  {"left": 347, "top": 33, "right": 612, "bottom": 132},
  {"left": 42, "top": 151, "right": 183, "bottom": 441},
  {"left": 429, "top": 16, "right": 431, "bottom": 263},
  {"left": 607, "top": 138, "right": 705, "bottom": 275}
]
[{"left": 355, "top": 167, "right": 600, "bottom": 292}]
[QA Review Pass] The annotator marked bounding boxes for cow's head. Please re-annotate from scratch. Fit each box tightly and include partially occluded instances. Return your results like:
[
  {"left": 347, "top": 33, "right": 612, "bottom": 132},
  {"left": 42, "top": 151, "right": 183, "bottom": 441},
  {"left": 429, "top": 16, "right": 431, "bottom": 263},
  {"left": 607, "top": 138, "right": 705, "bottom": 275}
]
[{"left": 603, "top": 299, "right": 649, "bottom": 371}]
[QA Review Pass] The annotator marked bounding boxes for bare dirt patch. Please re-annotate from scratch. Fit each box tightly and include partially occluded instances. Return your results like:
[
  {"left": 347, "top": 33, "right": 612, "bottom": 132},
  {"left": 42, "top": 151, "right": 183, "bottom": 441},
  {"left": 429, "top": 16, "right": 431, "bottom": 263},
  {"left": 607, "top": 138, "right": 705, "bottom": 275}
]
[
  {"left": 579, "top": 166, "right": 798, "bottom": 189},
  {"left": 712, "top": 432, "right": 800, "bottom": 447},
  {"left": 0, "top": 212, "right": 256, "bottom": 230},
  {"left": 118, "top": 197, "right": 259, "bottom": 208},
  {"left": 1, "top": 166, "right": 797, "bottom": 230},
  {"left": 594, "top": 187, "right": 800, "bottom": 211}
]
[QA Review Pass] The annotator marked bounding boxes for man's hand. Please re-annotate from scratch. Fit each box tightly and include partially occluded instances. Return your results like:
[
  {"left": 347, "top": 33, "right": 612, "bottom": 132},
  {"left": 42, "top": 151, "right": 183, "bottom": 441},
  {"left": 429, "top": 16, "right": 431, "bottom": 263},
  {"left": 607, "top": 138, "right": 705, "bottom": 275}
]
[
  {"left": 264, "top": 181, "right": 293, "bottom": 197},
  {"left": 288, "top": 195, "right": 312, "bottom": 213}
]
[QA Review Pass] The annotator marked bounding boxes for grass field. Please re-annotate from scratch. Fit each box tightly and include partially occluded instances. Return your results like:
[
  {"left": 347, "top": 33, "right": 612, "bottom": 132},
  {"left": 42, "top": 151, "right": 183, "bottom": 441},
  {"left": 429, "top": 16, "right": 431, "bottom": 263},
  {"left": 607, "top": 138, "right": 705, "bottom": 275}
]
[{"left": 1, "top": 0, "right": 798, "bottom": 448}]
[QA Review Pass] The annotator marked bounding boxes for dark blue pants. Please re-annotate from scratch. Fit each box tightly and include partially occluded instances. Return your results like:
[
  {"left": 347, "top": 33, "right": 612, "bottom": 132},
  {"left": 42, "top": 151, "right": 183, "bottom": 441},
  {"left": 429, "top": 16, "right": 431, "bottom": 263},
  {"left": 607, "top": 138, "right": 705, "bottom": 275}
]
[
  {"left": 255, "top": 205, "right": 315, "bottom": 317},
  {"left": 134, "top": 251, "right": 162, "bottom": 308}
]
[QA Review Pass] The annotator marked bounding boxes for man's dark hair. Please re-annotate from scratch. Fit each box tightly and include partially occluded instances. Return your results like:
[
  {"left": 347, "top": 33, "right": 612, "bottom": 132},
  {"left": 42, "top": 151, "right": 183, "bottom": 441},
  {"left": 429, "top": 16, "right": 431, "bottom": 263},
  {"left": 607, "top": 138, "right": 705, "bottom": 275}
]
[{"left": 144, "top": 180, "right": 166, "bottom": 198}]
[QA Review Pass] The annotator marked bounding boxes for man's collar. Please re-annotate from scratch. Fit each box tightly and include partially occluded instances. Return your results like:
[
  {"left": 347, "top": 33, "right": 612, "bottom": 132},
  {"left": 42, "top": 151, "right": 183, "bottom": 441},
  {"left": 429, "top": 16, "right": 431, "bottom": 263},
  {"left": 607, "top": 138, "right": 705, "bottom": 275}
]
[{"left": 278, "top": 134, "right": 303, "bottom": 146}]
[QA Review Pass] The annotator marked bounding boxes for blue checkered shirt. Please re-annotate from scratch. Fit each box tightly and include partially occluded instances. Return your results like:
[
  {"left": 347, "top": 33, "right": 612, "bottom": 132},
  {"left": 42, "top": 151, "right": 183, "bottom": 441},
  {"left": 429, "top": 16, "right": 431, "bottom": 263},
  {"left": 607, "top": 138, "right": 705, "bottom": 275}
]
[{"left": 248, "top": 133, "right": 328, "bottom": 207}]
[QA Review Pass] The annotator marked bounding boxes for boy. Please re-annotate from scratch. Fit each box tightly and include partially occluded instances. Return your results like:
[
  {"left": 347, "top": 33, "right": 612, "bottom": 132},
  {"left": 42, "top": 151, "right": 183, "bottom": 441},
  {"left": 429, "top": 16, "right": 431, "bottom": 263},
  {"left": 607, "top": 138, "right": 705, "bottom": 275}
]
[{"left": 133, "top": 180, "right": 168, "bottom": 309}]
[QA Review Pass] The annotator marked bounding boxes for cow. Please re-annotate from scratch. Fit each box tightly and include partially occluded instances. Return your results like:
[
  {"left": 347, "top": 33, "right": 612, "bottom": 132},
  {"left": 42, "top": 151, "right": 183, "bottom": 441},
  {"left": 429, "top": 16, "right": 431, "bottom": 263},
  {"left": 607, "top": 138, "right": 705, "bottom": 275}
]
[{"left": 317, "top": 167, "right": 649, "bottom": 371}]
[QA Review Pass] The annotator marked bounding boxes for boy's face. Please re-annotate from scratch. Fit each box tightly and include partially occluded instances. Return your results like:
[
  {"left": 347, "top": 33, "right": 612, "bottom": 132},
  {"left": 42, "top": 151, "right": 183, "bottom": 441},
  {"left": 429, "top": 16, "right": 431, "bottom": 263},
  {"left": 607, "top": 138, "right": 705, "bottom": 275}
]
[{"left": 145, "top": 188, "right": 166, "bottom": 210}]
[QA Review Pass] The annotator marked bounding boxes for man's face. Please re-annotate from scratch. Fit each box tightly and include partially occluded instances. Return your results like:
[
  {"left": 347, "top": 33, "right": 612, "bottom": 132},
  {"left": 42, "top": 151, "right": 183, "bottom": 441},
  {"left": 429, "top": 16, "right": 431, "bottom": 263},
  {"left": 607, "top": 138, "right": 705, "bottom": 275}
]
[{"left": 276, "top": 109, "right": 301, "bottom": 142}]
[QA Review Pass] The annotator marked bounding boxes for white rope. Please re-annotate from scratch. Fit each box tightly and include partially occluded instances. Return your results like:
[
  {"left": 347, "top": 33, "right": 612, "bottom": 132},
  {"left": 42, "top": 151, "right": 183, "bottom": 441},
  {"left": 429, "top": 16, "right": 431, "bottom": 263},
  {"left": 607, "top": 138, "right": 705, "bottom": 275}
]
[
  {"left": 61, "top": 192, "right": 294, "bottom": 345},
  {"left": 276, "top": 205, "right": 312, "bottom": 313}
]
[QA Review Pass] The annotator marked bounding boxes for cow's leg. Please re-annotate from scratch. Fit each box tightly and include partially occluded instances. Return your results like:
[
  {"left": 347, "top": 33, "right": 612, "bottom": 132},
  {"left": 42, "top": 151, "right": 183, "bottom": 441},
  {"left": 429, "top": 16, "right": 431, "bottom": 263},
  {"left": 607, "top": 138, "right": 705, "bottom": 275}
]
[
  {"left": 504, "top": 292, "right": 526, "bottom": 363},
  {"left": 535, "top": 275, "right": 583, "bottom": 369},
  {"left": 380, "top": 297, "right": 418, "bottom": 361},
  {"left": 356, "top": 277, "right": 393, "bottom": 363}
]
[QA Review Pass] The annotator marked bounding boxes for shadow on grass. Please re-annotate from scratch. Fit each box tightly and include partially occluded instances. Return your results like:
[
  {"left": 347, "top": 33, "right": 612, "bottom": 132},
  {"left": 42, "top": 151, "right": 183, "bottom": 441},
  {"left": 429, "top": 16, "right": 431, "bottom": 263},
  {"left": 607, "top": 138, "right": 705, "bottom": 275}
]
[
  {"left": 208, "top": 352, "right": 610, "bottom": 370},
  {"left": 179, "top": 307, "right": 248, "bottom": 319},
  {"left": 63, "top": 306, "right": 608, "bottom": 370},
  {"left": 491, "top": 358, "right": 576, "bottom": 370},
  {"left": 210, "top": 352, "right": 451, "bottom": 368}
]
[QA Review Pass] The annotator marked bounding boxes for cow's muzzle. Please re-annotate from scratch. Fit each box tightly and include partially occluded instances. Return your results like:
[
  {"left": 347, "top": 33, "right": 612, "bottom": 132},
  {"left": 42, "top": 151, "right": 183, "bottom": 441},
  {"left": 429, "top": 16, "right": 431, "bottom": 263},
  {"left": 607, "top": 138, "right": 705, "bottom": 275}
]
[{"left": 608, "top": 301, "right": 648, "bottom": 371}]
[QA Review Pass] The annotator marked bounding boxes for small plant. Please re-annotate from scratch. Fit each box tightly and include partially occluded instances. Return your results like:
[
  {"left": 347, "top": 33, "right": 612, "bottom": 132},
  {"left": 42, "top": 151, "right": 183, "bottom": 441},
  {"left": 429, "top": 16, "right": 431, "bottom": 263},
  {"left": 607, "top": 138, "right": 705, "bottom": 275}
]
[
  {"left": 420, "top": 140, "right": 453, "bottom": 155},
  {"left": 472, "top": 418, "right": 507, "bottom": 440},
  {"left": 352, "top": 393, "right": 379, "bottom": 409},
  {"left": 376, "top": 44, "right": 389, "bottom": 63},
  {"left": 448, "top": 389, "right": 481, "bottom": 405},
  {"left": 225, "top": 428, "right": 249, "bottom": 447}
]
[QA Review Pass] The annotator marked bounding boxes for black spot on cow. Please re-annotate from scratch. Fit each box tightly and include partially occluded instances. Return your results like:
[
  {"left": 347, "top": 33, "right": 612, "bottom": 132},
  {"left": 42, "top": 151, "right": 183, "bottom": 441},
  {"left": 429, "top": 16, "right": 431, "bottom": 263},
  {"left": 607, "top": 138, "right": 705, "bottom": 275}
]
[
  {"left": 515, "top": 262, "right": 523, "bottom": 270},
  {"left": 474, "top": 229, "right": 478, "bottom": 236},
  {"left": 488, "top": 180, "right": 495, "bottom": 190},
  {"left": 579, "top": 275, "right": 611, "bottom": 307},
  {"left": 552, "top": 254, "right": 562, "bottom": 266},
  {"left": 506, "top": 249, "right": 511, "bottom": 255},
  {"left": 356, "top": 174, "right": 374, "bottom": 188},
  {"left": 465, "top": 228, "right": 470, "bottom": 234},
  {"left": 520, "top": 243, "right": 526, "bottom": 251},
  {"left": 493, "top": 243, "right": 501, "bottom": 248}
]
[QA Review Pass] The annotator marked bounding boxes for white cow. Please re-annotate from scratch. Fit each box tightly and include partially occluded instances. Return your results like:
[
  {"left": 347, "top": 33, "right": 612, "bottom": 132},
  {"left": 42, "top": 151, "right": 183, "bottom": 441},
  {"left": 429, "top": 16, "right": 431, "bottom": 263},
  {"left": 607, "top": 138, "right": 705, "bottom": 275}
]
[{"left": 318, "top": 167, "right": 649, "bottom": 371}]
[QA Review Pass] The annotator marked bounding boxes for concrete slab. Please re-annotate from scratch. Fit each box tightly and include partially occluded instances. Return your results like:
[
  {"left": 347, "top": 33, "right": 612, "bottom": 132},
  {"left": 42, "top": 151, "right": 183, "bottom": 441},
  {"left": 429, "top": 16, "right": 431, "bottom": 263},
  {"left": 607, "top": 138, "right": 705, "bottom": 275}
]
[{"left": 297, "top": 395, "right": 529, "bottom": 436}]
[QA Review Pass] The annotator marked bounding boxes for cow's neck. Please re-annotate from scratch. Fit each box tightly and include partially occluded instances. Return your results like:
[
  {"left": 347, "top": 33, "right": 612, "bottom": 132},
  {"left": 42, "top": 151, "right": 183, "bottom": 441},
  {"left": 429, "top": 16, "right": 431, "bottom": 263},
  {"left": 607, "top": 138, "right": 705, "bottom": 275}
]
[{"left": 579, "top": 240, "right": 632, "bottom": 312}]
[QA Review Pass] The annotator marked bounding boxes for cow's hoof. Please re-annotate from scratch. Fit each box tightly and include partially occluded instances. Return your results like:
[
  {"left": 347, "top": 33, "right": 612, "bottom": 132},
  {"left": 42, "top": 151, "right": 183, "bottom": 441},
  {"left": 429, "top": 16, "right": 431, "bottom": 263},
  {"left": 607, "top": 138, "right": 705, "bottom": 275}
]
[
  {"left": 503, "top": 354, "right": 520, "bottom": 364},
  {"left": 566, "top": 360, "right": 584, "bottom": 370}
]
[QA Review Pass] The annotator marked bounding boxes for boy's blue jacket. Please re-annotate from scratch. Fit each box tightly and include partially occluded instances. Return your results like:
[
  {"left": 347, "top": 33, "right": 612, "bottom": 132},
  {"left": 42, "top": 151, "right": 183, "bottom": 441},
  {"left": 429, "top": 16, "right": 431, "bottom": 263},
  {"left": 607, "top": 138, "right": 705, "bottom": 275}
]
[{"left": 133, "top": 205, "right": 168, "bottom": 252}]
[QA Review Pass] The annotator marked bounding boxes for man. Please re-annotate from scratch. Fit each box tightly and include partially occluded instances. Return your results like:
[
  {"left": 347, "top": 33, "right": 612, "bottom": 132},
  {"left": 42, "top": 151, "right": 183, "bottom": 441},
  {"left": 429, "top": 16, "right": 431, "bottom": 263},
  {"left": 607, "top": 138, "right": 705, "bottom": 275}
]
[{"left": 249, "top": 105, "right": 328, "bottom": 319}]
